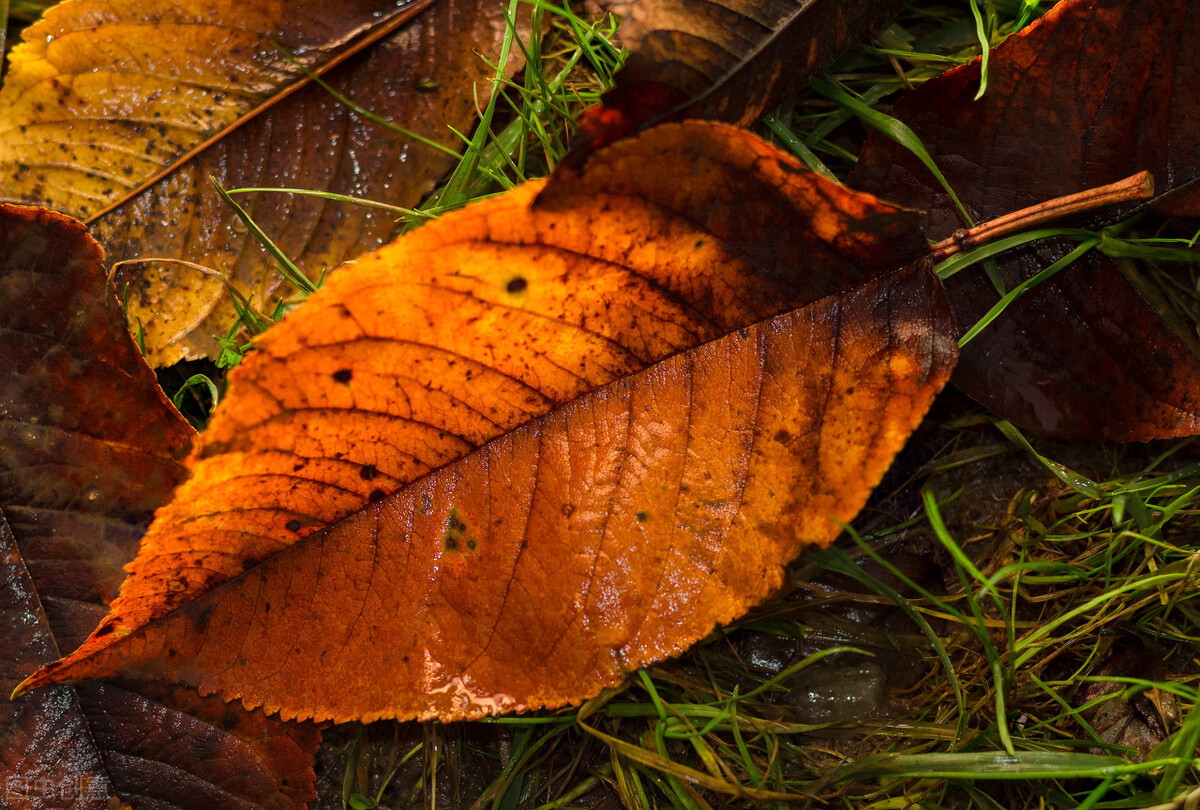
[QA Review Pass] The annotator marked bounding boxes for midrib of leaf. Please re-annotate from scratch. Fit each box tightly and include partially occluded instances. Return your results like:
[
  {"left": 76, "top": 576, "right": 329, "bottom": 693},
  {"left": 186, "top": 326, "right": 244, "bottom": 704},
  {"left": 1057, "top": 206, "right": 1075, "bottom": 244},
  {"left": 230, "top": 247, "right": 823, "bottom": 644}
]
[{"left": 80, "top": 0, "right": 438, "bottom": 226}]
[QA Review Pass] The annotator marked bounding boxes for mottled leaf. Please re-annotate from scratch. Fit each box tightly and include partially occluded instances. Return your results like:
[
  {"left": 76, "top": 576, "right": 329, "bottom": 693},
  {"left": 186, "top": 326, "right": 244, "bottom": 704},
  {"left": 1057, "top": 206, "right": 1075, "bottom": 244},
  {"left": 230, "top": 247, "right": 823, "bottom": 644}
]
[{"left": 0, "top": 0, "right": 431, "bottom": 218}]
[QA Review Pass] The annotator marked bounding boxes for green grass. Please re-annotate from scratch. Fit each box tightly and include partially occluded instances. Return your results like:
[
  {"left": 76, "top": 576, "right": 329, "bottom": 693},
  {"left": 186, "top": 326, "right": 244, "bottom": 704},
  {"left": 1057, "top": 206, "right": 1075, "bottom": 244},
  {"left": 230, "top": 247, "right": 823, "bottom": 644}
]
[
  {"left": 7, "top": 0, "right": 1199, "bottom": 806},
  {"left": 180, "top": 1, "right": 1200, "bottom": 806}
]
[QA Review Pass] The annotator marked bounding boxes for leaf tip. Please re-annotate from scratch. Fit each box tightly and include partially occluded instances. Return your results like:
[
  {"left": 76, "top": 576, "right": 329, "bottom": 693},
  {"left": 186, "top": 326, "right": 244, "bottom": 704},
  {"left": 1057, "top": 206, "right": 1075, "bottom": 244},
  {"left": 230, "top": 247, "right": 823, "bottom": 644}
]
[{"left": 10, "top": 671, "right": 44, "bottom": 701}]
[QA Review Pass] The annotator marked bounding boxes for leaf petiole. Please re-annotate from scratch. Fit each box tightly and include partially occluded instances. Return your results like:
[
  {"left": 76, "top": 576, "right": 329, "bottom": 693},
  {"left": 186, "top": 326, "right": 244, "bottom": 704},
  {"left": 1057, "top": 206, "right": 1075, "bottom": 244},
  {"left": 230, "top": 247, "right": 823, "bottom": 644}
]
[{"left": 930, "top": 170, "right": 1154, "bottom": 260}]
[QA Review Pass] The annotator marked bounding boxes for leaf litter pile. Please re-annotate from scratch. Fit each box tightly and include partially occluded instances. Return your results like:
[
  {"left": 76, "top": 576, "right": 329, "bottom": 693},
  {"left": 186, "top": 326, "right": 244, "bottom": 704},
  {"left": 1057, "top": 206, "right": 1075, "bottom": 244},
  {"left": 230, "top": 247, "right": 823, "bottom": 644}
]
[{"left": 2, "top": 0, "right": 1200, "bottom": 808}]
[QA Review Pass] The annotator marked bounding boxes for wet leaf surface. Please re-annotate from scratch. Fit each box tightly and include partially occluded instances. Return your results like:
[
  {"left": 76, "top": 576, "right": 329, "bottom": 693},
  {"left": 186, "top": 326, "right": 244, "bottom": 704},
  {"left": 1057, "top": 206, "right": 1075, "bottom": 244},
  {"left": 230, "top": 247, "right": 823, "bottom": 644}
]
[
  {"left": 19, "top": 123, "right": 958, "bottom": 723},
  {"left": 850, "top": 0, "right": 1200, "bottom": 439},
  {"left": 0, "top": 204, "right": 320, "bottom": 810},
  {"left": 1, "top": 0, "right": 522, "bottom": 366}
]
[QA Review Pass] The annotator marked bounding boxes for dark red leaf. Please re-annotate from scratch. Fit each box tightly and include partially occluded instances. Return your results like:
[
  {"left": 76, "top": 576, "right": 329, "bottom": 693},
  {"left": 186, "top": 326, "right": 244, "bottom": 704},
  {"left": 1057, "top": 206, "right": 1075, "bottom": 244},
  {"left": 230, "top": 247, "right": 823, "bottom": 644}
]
[
  {"left": 0, "top": 204, "right": 320, "bottom": 809},
  {"left": 850, "top": 0, "right": 1200, "bottom": 439}
]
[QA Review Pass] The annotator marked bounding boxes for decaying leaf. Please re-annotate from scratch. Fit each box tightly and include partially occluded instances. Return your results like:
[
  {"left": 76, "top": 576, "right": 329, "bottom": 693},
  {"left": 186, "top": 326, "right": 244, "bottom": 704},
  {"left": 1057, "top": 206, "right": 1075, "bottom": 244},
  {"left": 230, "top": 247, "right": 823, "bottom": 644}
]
[
  {"left": 2, "top": 0, "right": 522, "bottom": 366},
  {"left": 0, "top": 0, "right": 431, "bottom": 218},
  {"left": 0, "top": 204, "right": 319, "bottom": 809},
  {"left": 576, "top": 0, "right": 909, "bottom": 150},
  {"left": 850, "top": 0, "right": 1200, "bottom": 439},
  {"left": 16, "top": 124, "right": 958, "bottom": 723}
]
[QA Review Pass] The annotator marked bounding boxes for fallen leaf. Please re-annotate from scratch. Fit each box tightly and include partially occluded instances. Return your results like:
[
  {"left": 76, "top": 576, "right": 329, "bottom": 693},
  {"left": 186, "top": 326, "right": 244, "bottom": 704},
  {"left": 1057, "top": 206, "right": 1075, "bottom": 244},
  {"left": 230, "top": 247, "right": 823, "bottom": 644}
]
[
  {"left": 0, "top": 204, "right": 320, "bottom": 809},
  {"left": 850, "top": 0, "right": 1200, "bottom": 439},
  {"left": 16, "top": 123, "right": 958, "bottom": 722},
  {"left": 0, "top": 0, "right": 431, "bottom": 219},
  {"left": 575, "top": 0, "right": 909, "bottom": 151},
  {"left": 2, "top": 0, "right": 522, "bottom": 366},
  {"left": 1072, "top": 635, "right": 1173, "bottom": 761}
]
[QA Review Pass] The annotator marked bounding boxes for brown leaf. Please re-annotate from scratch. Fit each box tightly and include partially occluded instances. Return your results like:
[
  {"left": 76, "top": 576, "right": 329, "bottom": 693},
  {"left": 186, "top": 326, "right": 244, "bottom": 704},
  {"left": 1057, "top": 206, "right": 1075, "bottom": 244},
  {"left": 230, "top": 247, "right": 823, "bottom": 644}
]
[
  {"left": 850, "top": 0, "right": 1200, "bottom": 439},
  {"left": 17, "top": 123, "right": 958, "bottom": 723},
  {"left": 0, "top": 0, "right": 431, "bottom": 219},
  {"left": 574, "top": 0, "right": 909, "bottom": 151},
  {"left": 2, "top": 516, "right": 117, "bottom": 810},
  {"left": 0, "top": 204, "right": 320, "bottom": 809},
  {"left": 2, "top": 0, "right": 521, "bottom": 366}
]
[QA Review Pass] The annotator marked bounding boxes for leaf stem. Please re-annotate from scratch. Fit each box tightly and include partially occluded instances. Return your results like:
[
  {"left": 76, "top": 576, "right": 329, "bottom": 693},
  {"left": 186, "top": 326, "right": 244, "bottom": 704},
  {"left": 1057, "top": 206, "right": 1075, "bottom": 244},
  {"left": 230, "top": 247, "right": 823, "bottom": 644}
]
[{"left": 930, "top": 171, "right": 1154, "bottom": 260}]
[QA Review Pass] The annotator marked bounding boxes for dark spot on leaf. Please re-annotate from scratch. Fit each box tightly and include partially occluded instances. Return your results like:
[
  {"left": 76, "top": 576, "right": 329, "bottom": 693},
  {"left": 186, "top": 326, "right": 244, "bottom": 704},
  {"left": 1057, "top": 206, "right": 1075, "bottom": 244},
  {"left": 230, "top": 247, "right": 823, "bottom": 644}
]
[
  {"left": 506, "top": 276, "right": 527, "bottom": 294},
  {"left": 443, "top": 508, "right": 480, "bottom": 553},
  {"left": 636, "top": 510, "right": 650, "bottom": 523},
  {"left": 360, "top": 464, "right": 378, "bottom": 480},
  {"left": 774, "top": 429, "right": 792, "bottom": 443},
  {"left": 332, "top": 369, "right": 353, "bottom": 383},
  {"left": 193, "top": 604, "right": 216, "bottom": 634},
  {"left": 369, "top": 488, "right": 386, "bottom": 502},
  {"left": 286, "top": 520, "right": 302, "bottom": 532}
]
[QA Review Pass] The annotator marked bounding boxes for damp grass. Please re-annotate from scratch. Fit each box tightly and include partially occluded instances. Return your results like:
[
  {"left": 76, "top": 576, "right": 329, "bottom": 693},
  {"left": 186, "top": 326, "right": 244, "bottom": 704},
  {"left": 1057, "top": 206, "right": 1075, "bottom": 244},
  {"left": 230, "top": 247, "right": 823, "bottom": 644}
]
[{"left": 27, "top": 0, "right": 1191, "bottom": 804}]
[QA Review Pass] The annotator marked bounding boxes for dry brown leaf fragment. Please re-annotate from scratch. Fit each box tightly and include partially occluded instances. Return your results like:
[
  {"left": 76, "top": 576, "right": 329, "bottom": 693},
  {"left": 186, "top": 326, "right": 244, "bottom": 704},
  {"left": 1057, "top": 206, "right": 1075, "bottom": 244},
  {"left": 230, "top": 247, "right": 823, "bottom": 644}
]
[{"left": 572, "top": 0, "right": 908, "bottom": 154}]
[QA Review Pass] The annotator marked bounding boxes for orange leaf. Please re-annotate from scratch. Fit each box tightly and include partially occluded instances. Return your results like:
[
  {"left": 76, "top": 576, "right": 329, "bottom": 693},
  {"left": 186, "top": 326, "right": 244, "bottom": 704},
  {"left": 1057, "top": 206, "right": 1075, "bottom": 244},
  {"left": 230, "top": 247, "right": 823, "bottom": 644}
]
[{"left": 17, "top": 123, "right": 958, "bottom": 722}]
